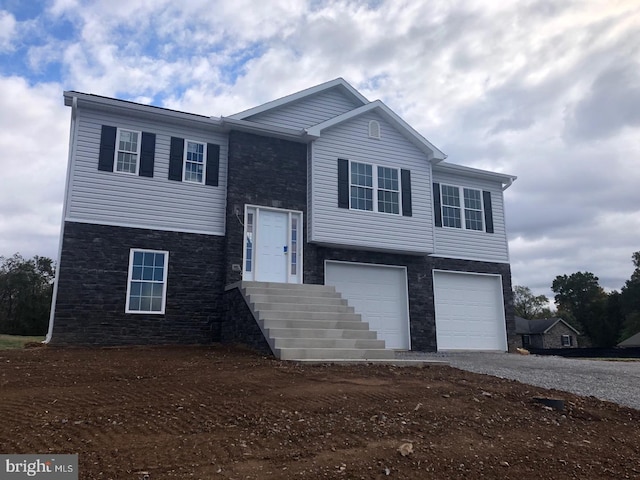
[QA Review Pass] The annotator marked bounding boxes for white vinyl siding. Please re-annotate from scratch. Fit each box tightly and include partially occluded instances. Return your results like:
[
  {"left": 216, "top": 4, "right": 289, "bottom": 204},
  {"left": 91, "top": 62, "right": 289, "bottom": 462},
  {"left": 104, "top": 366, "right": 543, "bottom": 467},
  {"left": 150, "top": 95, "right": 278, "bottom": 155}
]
[
  {"left": 66, "top": 107, "right": 227, "bottom": 235},
  {"left": 310, "top": 112, "right": 434, "bottom": 254},
  {"left": 433, "top": 170, "right": 510, "bottom": 263},
  {"left": 245, "top": 88, "right": 362, "bottom": 130}
]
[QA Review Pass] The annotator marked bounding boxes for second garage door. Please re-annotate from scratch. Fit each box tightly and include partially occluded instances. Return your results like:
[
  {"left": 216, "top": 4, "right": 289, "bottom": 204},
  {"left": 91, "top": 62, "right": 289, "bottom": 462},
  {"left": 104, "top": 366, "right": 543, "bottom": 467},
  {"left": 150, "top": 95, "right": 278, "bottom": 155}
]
[
  {"left": 325, "top": 262, "right": 410, "bottom": 350},
  {"left": 433, "top": 271, "right": 507, "bottom": 351}
]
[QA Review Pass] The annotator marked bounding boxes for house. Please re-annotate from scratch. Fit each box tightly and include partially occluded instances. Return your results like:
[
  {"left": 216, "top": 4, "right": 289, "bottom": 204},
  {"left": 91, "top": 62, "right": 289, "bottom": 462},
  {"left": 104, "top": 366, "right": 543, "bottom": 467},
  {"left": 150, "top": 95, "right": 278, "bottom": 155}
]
[
  {"left": 515, "top": 316, "right": 580, "bottom": 349},
  {"left": 618, "top": 332, "right": 640, "bottom": 348},
  {"left": 46, "top": 78, "right": 517, "bottom": 359}
]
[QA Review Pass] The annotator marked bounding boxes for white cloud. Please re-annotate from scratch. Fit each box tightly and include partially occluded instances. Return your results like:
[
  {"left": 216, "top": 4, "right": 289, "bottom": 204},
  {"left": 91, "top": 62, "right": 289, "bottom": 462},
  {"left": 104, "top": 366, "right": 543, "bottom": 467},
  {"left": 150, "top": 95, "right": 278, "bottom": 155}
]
[
  {"left": 0, "top": 10, "right": 17, "bottom": 52},
  {"left": 0, "top": 76, "right": 68, "bottom": 260},
  {"left": 0, "top": 0, "right": 639, "bottom": 297}
]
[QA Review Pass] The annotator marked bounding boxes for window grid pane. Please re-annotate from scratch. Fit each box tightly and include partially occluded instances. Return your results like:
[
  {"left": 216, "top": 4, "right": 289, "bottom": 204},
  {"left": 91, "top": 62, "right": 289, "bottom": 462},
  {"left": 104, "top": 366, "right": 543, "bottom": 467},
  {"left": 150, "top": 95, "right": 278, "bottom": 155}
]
[
  {"left": 351, "top": 186, "right": 373, "bottom": 211},
  {"left": 116, "top": 130, "right": 139, "bottom": 173},
  {"left": 377, "top": 166, "right": 399, "bottom": 214},
  {"left": 128, "top": 250, "right": 166, "bottom": 313},
  {"left": 291, "top": 217, "right": 298, "bottom": 275},
  {"left": 184, "top": 141, "right": 205, "bottom": 183},
  {"left": 245, "top": 213, "right": 253, "bottom": 272},
  {"left": 350, "top": 162, "right": 373, "bottom": 211},
  {"left": 463, "top": 188, "right": 483, "bottom": 230},
  {"left": 442, "top": 206, "right": 462, "bottom": 228}
]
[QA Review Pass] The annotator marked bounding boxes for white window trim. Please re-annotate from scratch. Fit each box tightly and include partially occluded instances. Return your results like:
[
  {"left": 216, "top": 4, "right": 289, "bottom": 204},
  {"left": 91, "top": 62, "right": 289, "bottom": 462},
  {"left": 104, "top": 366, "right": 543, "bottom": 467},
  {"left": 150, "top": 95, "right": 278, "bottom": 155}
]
[
  {"left": 182, "top": 139, "right": 207, "bottom": 184},
  {"left": 125, "top": 248, "right": 169, "bottom": 315},
  {"left": 349, "top": 160, "right": 402, "bottom": 215},
  {"left": 440, "top": 184, "right": 485, "bottom": 231},
  {"left": 561, "top": 334, "right": 571, "bottom": 347},
  {"left": 114, "top": 128, "right": 142, "bottom": 175}
]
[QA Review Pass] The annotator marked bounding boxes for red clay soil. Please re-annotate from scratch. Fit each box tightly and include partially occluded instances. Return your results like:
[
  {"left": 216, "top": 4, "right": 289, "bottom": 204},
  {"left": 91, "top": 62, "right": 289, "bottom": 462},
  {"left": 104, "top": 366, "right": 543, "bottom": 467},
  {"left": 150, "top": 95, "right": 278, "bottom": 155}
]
[{"left": 1, "top": 345, "right": 639, "bottom": 479}]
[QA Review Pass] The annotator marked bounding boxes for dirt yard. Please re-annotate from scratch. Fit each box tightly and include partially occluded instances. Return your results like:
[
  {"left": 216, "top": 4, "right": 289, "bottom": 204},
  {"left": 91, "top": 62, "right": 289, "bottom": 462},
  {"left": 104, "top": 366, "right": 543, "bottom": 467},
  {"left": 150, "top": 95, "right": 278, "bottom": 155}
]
[{"left": 1, "top": 346, "right": 639, "bottom": 479}]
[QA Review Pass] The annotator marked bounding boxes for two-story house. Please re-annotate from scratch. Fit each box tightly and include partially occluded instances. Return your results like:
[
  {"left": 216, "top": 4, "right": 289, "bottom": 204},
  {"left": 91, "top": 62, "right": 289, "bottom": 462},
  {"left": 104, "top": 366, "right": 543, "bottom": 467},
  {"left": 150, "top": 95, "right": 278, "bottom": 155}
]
[{"left": 46, "top": 78, "right": 517, "bottom": 359}]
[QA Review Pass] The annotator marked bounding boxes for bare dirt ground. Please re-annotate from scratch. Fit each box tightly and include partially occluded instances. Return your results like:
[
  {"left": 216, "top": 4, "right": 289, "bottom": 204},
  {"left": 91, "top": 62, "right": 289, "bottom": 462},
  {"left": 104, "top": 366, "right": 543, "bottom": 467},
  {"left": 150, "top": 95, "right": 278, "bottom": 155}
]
[{"left": 1, "top": 346, "right": 639, "bottom": 479}]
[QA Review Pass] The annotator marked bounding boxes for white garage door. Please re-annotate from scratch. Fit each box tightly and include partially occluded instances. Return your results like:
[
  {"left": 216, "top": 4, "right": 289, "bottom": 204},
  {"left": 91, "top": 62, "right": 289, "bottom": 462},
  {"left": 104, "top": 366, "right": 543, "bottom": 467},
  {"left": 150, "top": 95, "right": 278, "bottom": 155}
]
[
  {"left": 325, "top": 262, "right": 410, "bottom": 350},
  {"left": 433, "top": 271, "right": 507, "bottom": 351}
]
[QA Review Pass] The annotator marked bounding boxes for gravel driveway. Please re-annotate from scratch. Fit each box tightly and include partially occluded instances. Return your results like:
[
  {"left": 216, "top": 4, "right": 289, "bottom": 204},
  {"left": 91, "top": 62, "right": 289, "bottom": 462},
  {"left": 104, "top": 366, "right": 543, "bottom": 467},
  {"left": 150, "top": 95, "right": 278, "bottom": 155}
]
[{"left": 398, "top": 351, "right": 640, "bottom": 411}]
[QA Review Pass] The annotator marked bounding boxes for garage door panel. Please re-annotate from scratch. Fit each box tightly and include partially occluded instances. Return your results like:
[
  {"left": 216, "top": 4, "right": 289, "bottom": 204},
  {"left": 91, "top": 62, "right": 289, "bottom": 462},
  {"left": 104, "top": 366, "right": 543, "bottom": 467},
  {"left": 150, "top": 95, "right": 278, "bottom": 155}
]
[
  {"left": 433, "top": 271, "right": 507, "bottom": 351},
  {"left": 325, "top": 262, "right": 410, "bottom": 350}
]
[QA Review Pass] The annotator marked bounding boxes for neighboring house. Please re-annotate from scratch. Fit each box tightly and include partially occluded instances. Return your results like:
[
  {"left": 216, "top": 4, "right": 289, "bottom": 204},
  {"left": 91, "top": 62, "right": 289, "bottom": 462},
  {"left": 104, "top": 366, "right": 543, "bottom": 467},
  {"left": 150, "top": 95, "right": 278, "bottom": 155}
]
[
  {"left": 515, "top": 316, "right": 580, "bottom": 349},
  {"left": 46, "top": 78, "right": 517, "bottom": 355},
  {"left": 618, "top": 332, "right": 640, "bottom": 348}
]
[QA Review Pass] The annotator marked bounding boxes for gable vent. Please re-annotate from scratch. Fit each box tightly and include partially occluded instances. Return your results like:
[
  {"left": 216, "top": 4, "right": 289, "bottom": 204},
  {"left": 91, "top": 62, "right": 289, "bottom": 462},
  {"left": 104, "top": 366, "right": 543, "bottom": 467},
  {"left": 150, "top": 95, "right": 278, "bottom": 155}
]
[{"left": 368, "top": 120, "right": 381, "bottom": 139}]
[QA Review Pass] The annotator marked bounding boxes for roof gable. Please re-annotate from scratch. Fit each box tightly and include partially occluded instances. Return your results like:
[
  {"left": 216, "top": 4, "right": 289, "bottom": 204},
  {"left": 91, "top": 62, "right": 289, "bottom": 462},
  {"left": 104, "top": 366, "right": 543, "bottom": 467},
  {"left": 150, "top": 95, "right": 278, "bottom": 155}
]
[
  {"left": 515, "top": 317, "right": 580, "bottom": 335},
  {"left": 306, "top": 100, "right": 447, "bottom": 161},
  {"left": 228, "top": 78, "right": 369, "bottom": 121}
]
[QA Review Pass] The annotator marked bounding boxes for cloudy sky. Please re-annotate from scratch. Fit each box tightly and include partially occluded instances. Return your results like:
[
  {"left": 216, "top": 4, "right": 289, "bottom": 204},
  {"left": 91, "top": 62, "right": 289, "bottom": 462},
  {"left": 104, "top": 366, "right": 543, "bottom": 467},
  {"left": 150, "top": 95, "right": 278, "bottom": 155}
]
[{"left": 1, "top": 0, "right": 639, "bottom": 301}]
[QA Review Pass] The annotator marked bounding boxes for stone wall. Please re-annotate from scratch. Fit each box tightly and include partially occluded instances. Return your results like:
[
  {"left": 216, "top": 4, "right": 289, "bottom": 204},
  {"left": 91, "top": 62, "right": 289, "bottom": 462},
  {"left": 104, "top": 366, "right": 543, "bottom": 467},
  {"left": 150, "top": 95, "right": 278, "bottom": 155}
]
[
  {"left": 222, "top": 287, "right": 273, "bottom": 355},
  {"left": 224, "top": 130, "right": 308, "bottom": 285},
  {"left": 542, "top": 323, "right": 579, "bottom": 349},
  {"left": 51, "top": 221, "right": 226, "bottom": 345}
]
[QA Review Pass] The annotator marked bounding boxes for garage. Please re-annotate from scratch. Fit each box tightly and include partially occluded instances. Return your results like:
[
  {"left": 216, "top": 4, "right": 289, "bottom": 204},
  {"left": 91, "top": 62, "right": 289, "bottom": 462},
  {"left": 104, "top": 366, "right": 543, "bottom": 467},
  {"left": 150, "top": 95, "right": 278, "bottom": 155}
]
[
  {"left": 325, "top": 261, "right": 410, "bottom": 350},
  {"left": 433, "top": 271, "right": 507, "bottom": 351}
]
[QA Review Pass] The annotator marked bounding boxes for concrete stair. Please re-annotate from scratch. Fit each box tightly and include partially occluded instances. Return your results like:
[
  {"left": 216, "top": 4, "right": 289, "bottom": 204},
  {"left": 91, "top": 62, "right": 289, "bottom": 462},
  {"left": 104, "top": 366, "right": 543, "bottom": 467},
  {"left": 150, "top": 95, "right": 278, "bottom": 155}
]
[{"left": 238, "top": 281, "right": 394, "bottom": 361}]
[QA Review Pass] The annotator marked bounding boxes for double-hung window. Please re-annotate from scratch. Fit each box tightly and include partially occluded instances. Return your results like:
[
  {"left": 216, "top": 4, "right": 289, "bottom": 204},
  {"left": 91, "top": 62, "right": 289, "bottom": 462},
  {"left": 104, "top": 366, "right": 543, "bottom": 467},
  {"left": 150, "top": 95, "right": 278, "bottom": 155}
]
[
  {"left": 115, "top": 129, "right": 141, "bottom": 174},
  {"left": 126, "top": 249, "right": 169, "bottom": 314},
  {"left": 350, "top": 161, "right": 400, "bottom": 214},
  {"left": 377, "top": 166, "right": 400, "bottom": 214},
  {"left": 350, "top": 162, "right": 374, "bottom": 211},
  {"left": 441, "top": 184, "right": 484, "bottom": 231},
  {"left": 183, "top": 141, "right": 206, "bottom": 184},
  {"left": 561, "top": 335, "right": 572, "bottom": 347}
]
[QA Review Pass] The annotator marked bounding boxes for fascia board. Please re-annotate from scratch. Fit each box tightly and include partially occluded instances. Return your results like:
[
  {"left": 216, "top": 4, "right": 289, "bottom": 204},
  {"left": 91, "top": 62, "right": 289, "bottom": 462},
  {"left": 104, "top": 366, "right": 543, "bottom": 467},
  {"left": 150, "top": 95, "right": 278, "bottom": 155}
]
[
  {"left": 63, "top": 91, "right": 222, "bottom": 129},
  {"left": 227, "top": 77, "right": 369, "bottom": 120},
  {"left": 220, "top": 117, "right": 311, "bottom": 142},
  {"left": 307, "top": 100, "right": 447, "bottom": 160},
  {"left": 434, "top": 161, "right": 517, "bottom": 187}
]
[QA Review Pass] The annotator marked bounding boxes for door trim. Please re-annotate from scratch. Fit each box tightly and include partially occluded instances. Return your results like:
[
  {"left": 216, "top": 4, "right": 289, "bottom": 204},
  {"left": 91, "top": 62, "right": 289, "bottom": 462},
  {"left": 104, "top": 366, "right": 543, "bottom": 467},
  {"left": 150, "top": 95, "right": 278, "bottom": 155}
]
[{"left": 243, "top": 205, "right": 304, "bottom": 284}]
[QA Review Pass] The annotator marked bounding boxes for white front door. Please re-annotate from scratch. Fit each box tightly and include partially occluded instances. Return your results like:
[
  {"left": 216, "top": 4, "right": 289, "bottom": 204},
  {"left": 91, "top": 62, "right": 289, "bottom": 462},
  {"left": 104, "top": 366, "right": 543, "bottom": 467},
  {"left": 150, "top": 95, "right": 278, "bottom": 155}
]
[
  {"left": 243, "top": 206, "right": 303, "bottom": 284},
  {"left": 255, "top": 210, "right": 288, "bottom": 282}
]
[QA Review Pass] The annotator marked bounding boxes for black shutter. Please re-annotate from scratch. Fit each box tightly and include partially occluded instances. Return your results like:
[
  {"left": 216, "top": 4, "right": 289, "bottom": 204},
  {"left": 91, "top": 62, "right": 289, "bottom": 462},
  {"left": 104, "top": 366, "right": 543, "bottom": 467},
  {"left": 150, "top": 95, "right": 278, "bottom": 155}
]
[
  {"left": 401, "top": 169, "right": 412, "bottom": 217},
  {"left": 168, "top": 137, "right": 184, "bottom": 181},
  {"left": 139, "top": 132, "right": 155, "bottom": 177},
  {"left": 98, "top": 125, "right": 117, "bottom": 172},
  {"left": 205, "top": 143, "right": 220, "bottom": 186},
  {"left": 483, "top": 190, "right": 494, "bottom": 233},
  {"left": 337, "top": 158, "right": 349, "bottom": 209},
  {"left": 433, "top": 182, "right": 442, "bottom": 227}
]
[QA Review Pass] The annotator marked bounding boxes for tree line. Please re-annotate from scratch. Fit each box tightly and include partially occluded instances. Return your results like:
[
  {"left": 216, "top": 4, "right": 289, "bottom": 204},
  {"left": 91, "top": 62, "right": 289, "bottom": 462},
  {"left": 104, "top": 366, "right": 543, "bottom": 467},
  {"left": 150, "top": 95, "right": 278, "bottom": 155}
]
[
  {"left": 0, "top": 254, "right": 55, "bottom": 336},
  {"left": 514, "top": 251, "right": 640, "bottom": 347}
]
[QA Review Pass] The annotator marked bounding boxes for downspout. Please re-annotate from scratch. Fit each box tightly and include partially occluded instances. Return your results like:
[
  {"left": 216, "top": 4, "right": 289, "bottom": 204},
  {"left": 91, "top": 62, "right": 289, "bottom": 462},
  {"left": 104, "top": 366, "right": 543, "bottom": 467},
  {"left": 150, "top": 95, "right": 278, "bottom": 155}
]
[{"left": 45, "top": 96, "right": 77, "bottom": 343}]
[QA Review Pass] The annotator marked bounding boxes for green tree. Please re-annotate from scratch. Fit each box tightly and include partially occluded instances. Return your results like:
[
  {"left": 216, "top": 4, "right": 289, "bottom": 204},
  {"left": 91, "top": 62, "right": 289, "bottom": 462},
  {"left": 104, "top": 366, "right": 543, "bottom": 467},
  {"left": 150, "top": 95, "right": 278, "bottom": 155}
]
[
  {"left": 551, "top": 271, "right": 611, "bottom": 346},
  {"left": 513, "top": 285, "right": 551, "bottom": 319},
  {"left": 0, "top": 254, "right": 55, "bottom": 336},
  {"left": 620, "top": 251, "right": 640, "bottom": 340}
]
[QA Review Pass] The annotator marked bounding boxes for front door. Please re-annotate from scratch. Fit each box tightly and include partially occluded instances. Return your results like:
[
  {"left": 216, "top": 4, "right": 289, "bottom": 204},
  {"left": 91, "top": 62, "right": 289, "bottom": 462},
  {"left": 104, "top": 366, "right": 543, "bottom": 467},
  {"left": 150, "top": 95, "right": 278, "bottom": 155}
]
[
  {"left": 255, "top": 210, "right": 288, "bottom": 282},
  {"left": 243, "top": 206, "right": 303, "bottom": 284}
]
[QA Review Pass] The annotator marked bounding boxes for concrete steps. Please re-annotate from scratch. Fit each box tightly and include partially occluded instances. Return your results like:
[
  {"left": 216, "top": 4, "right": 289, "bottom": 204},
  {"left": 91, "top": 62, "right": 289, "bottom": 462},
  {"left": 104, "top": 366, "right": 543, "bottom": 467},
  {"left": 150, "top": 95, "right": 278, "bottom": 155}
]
[{"left": 238, "top": 281, "right": 394, "bottom": 361}]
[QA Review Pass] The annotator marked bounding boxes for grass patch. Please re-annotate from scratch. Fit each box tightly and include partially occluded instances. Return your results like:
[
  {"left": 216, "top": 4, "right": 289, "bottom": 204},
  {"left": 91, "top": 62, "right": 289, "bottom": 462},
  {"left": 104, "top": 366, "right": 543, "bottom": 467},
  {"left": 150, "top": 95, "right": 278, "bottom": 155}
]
[{"left": 0, "top": 334, "right": 45, "bottom": 350}]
